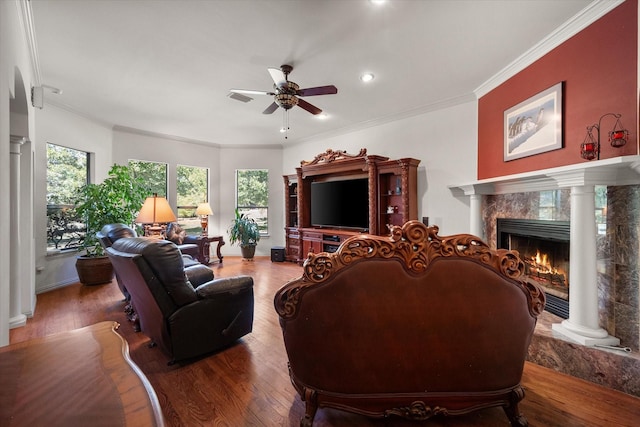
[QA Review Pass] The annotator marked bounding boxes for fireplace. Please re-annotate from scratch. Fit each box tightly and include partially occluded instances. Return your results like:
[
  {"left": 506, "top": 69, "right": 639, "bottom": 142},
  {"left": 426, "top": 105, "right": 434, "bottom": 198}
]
[{"left": 497, "top": 218, "right": 570, "bottom": 318}]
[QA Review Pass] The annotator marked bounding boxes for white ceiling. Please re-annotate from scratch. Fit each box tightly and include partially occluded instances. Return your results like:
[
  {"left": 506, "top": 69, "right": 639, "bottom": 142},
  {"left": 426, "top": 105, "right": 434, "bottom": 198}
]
[{"left": 30, "top": 0, "right": 595, "bottom": 146}]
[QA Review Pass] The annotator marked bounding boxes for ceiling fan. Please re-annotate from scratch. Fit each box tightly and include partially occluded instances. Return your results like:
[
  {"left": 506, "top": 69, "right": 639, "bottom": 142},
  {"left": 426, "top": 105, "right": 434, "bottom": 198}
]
[{"left": 230, "top": 65, "right": 337, "bottom": 115}]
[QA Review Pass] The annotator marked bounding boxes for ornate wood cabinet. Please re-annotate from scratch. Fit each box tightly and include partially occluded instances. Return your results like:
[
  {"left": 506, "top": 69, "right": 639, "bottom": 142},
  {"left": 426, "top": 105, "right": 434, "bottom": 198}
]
[
  {"left": 283, "top": 174, "right": 300, "bottom": 262},
  {"left": 283, "top": 149, "right": 420, "bottom": 263}
]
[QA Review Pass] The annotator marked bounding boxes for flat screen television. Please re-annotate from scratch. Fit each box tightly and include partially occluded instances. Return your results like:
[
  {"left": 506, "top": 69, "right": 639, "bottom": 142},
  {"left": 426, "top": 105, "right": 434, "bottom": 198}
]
[{"left": 310, "top": 178, "right": 369, "bottom": 231}]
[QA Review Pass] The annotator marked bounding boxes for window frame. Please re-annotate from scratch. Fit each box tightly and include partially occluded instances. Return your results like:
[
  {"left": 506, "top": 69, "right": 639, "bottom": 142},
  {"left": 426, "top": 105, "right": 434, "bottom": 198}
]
[
  {"left": 176, "top": 164, "right": 210, "bottom": 233},
  {"left": 46, "top": 143, "right": 90, "bottom": 252},
  {"left": 235, "top": 169, "right": 269, "bottom": 235}
]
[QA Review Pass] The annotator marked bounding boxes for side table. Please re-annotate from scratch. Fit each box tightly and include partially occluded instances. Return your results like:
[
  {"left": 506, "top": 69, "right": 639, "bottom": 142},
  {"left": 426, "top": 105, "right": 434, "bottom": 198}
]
[{"left": 199, "top": 235, "right": 225, "bottom": 264}]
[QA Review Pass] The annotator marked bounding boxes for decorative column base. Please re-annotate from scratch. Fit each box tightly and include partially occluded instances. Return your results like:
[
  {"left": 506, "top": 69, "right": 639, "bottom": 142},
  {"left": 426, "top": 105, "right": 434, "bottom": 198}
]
[
  {"left": 9, "top": 314, "right": 26, "bottom": 329},
  {"left": 552, "top": 321, "right": 620, "bottom": 347}
]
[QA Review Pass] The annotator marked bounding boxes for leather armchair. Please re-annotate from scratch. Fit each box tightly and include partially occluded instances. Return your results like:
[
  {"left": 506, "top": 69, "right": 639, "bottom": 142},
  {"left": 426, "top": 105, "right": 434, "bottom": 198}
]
[
  {"left": 106, "top": 237, "right": 254, "bottom": 363},
  {"left": 166, "top": 222, "right": 210, "bottom": 264}
]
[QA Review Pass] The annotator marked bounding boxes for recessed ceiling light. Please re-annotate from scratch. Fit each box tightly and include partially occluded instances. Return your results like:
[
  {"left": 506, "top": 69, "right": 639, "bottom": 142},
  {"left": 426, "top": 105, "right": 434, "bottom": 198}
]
[
  {"left": 369, "top": 0, "right": 386, "bottom": 5},
  {"left": 279, "top": 127, "right": 287, "bottom": 133},
  {"left": 360, "top": 73, "right": 375, "bottom": 83},
  {"left": 317, "top": 113, "right": 329, "bottom": 120}
]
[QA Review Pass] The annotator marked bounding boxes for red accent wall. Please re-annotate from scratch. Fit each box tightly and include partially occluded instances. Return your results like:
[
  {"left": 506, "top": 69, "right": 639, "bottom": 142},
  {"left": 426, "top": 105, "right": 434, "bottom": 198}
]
[{"left": 478, "top": 1, "right": 637, "bottom": 180}]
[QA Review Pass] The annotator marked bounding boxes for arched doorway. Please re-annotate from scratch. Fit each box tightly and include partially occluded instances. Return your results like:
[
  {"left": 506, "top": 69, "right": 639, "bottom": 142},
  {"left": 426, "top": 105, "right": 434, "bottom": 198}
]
[{"left": 9, "top": 67, "right": 35, "bottom": 329}]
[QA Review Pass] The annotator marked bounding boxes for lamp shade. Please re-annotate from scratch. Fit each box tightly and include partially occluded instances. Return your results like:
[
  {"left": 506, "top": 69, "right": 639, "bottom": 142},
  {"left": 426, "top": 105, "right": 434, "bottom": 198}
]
[
  {"left": 195, "top": 202, "right": 213, "bottom": 216},
  {"left": 135, "top": 195, "right": 177, "bottom": 224}
]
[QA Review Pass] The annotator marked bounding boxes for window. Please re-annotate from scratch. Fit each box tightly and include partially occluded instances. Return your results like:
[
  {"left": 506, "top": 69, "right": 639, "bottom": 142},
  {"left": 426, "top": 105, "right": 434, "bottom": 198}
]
[
  {"left": 177, "top": 164, "right": 209, "bottom": 233},
  {"left": 46, "top": 143, "right": 89, "bottom": 251},
  {"left": 128, "top": 160, "right": 167, "bottom": 197},
  {"left": 236, "top": 169, "right": 268, "bottom": 234}
]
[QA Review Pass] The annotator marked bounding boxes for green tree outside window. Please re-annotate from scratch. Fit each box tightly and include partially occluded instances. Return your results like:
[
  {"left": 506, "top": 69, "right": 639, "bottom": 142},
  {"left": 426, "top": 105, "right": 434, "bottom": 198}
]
[
  {"left": 46, "top": 143, "right": 89, "bottom": 250},
  {"left": 236, "top": 169, "right": 268, "bottom": 234},
  {"left": 129, "top": 159, "right": 167, "bottom": 197}
]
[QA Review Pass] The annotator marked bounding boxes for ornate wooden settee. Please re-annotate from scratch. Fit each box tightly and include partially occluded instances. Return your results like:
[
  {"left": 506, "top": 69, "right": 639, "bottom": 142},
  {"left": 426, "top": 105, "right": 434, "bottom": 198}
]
[{"left": 274, "top": 221, "right": 545, "bottom": 426}]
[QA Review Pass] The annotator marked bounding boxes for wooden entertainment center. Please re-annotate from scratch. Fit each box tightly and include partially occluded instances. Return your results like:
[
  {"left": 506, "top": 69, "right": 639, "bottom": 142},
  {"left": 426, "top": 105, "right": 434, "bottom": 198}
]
[{"left": 283, "top": 148, "right": 420, "bottom": 263}]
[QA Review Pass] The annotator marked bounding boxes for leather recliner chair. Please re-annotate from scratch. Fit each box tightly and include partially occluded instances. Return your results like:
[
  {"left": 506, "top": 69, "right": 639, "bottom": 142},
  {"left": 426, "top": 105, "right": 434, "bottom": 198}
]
[
  {"left": 165, "top": 222, "right": 210, "bottom": 264},
  {"left": 106, "top": 237, "right": 254, "bottom": 363}
]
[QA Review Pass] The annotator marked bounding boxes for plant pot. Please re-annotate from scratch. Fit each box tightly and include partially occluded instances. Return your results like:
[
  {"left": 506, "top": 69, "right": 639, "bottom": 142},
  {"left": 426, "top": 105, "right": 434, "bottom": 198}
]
[
  {"left": 240, "top": 244, "right": 257, "bottom": 260},
  {"left": 76, "top": 255, "right": 114, "bottom": 285}
]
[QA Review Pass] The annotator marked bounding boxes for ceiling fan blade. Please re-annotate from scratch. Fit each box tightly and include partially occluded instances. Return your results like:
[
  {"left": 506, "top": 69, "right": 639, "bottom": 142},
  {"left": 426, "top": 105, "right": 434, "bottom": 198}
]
[
  {"left": 297, "top": 85, "right": 338, "bottom": 97},
  {"left": 230, "top": 89, "right": 274, "bottom": 96},
  {"left": 262, "top": 102, "right": 279, "bottom": 114},
  {"left": 268, "top": 67, "right": 287, "bottom": 88},
  {"left": 297, "top": 98, "right": 322, "bottom": 115}
]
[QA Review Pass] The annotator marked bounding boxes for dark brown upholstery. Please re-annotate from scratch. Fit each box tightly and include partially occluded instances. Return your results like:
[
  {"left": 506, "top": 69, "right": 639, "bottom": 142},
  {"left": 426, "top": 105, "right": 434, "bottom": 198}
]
[
  {"left": 97, "top": 223, "right": 201, "bottom": 300},
  {"left": 107, "top": 237, "right": 254, "bottom": 362},
  {"left": 165, "top": 222, "right": 209, "bottom": 264},
  {"left": 96, "top": 223, "right": 137, "bottom": 298},
  {"left": 274, "top": 221, "right": 545, "bottom": 426}
]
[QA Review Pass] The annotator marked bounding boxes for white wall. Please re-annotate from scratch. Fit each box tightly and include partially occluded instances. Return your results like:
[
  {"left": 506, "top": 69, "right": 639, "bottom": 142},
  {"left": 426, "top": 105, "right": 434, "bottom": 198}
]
[
  {"left": 283, "top": 101, "right": 478, "bottom": 236},
  {"left": 113, "top": 130, "right": 284, "bottom": 257},
  {"left": 35, "top": 104, "right": 113, "bottom": 293},
  {"left": 1, "top": 0, "right": 37, "bottom": 345}
]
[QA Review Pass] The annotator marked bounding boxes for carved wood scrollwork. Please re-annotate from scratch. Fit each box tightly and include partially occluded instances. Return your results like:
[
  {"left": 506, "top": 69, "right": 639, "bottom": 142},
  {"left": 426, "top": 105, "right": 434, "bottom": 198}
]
[
  {"left": 384, "top": 401, "right": 449, "bottom": 420},
  {"left": 274, "top": 221, "right": 546, "bottom": 319},
  {"left": 300, "top": 148, "right": 368, "bottom": 166}
]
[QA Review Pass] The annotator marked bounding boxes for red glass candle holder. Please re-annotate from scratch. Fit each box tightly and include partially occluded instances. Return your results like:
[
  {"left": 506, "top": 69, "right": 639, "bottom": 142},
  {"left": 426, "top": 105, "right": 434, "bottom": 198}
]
[
  {"left": 609, "top": 129, "right": 629, "bottom": 147},
  {"left": 581, "top": 141, "right": 598, "bottom": 161}
]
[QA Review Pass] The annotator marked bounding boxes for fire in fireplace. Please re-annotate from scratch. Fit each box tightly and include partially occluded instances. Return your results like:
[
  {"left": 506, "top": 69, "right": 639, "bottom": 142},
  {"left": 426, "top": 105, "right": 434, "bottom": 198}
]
[{"left": 497, "top": 219, "right": 570, "bottom": 318}]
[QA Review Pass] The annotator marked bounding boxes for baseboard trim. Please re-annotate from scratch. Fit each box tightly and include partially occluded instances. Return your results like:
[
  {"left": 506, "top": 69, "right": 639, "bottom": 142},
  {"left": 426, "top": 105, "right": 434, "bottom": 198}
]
[{"left": 37, "top": 278, "right": 79, "bottom": 295}]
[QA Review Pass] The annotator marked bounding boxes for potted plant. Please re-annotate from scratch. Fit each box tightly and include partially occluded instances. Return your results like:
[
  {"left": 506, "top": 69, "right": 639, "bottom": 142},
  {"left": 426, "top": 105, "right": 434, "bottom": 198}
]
[
  {"left": 74, "top": 164, "right": 148, "bottom": 285},
  {"left": 228, "top": 208, "right": 260, "bottom": 260}
]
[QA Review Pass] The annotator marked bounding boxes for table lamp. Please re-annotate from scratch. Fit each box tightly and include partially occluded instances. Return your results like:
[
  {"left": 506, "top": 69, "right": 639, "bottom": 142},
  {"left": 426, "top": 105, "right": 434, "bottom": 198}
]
[
  {"left": 136, "top": 193, "right": 177, "bottom": 237},
  {"left": 196, "top": 202, "right": 213, "bottom": 235}
]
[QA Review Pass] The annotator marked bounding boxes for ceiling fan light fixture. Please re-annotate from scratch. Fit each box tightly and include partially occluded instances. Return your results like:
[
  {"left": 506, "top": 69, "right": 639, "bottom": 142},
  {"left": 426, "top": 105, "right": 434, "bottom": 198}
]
[
  {"left": 360, "top": 72, "right": 375, "bottom": 82},
  {"left": 275, "top": 93, "right": 298, "bottom": 110}
]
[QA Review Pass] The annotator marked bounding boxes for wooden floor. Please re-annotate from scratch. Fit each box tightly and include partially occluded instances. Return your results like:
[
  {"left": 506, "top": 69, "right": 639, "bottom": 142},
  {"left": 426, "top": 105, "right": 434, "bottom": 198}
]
[{"left": 10, "top": 257, "right": 640, "bottom": 426}]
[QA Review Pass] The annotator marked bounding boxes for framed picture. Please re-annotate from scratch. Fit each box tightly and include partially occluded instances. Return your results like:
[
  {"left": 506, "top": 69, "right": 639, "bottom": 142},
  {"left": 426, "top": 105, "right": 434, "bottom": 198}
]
[{"left": 504, "top": 82, "right": 563, "bottom": 161}]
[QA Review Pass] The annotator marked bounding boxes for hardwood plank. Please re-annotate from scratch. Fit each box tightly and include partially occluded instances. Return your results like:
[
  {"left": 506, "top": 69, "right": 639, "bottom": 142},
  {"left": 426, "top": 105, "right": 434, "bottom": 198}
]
[{"left": 10, "top": 257, "right": 640, "bottom": 426}]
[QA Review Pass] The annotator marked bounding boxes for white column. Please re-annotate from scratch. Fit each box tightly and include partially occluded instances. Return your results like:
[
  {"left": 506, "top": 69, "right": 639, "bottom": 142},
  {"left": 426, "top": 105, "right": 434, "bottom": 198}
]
[
  {"left": 469, "top": 194, "right": 483, "bottom": 239},
  {"left": 9, "top": 138, "right": 26, "bottom": 328},
  {"left": 552, "top": 184, "right": 619, "bottom": 346}
]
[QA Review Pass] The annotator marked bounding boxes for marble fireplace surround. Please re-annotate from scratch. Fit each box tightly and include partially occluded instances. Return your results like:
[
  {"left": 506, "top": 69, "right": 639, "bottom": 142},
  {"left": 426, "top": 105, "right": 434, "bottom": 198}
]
[{"left": 450, "top": 155, "right": 640, "bottom": 396}]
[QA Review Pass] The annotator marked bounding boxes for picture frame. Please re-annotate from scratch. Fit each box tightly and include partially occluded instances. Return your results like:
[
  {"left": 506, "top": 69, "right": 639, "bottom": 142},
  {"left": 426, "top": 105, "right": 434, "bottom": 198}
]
[{"left": 504, "top": 82, "right": 563, "bottom": 161}]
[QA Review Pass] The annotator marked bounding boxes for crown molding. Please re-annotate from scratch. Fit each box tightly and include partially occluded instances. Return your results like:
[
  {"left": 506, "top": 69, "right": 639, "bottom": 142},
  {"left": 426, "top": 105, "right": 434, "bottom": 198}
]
[
  {"left": 474, "top": 0, "right": 624, "bottom": 98},
  {"left": 112, "top": 125, "right": 283, "bottom": 150},
  {"left": 18, "top": 0, "right": 41, "bottom": 86},
  {"left": 45, "top": 100, "right": 114, "bottom": 129}
]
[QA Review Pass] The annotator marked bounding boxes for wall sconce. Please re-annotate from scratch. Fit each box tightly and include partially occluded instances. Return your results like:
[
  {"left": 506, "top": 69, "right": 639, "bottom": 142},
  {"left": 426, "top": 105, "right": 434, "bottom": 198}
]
[
  {"left": 580, "top": 113, "right": 629, "bottom": 161},
  {"left": 195, "top": 202, "right": 213, "bottom": 236},
  {"left": 135, "top": 193, "right": 177, "bottom": 237}
]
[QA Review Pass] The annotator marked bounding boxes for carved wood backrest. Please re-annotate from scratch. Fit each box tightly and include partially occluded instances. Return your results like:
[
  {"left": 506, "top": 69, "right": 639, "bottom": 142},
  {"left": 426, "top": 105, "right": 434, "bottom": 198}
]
[{"left": 274, "top": 221, "right": 546, "bottom": 394}]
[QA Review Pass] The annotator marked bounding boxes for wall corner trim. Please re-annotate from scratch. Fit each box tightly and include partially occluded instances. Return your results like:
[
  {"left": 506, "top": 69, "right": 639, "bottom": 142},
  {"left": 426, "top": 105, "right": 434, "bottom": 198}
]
[{"left": 474, "top": 0, "right": 625, "bottom": 98}]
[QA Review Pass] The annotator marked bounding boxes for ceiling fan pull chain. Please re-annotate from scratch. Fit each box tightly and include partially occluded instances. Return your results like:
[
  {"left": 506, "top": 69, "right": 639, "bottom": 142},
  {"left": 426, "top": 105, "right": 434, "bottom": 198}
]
[{"left": 283, "top": 110, "right": 289, "bottom": 140}]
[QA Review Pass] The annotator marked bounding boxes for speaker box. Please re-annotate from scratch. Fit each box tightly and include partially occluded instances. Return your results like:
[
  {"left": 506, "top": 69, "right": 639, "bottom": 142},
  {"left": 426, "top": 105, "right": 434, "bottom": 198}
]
[{"left": 271, "top": 246, "right": 286, "bottom": 262}]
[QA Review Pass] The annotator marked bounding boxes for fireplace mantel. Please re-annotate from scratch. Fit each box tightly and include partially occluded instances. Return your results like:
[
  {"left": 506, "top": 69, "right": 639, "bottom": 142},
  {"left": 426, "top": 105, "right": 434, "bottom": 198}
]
[
  {"left": 449, "top": 155, "right": 640, "bottom": 196},
  {"left": 448, "top": 155, "right": 640, "bottom": 348}
]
